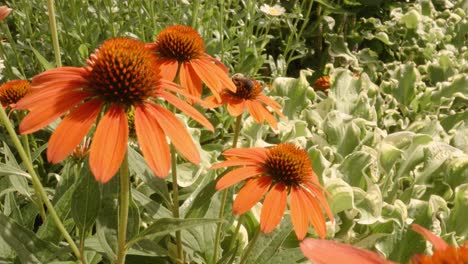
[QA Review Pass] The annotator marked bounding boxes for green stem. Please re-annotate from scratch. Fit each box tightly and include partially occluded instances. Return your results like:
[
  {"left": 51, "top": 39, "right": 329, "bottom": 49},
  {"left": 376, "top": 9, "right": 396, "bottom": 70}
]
[
  {"left": 171, "top": 145, "right": 183, "bottom": 263},
  {"left": 46, "top": 0, "right": 62, "bottom": 67},
  {"left": 117, "top": 150, "right": 130, "bottom": 264},
  {"left": 0, "top": 107, "right": 81, "bottom": 260},
  {"left": 212, "top": 115, "right": 242, "bottom": 263},
  {"left": 2, "top": 24, "right": 26, "bottom": 77},
  {"left": 227, "top": 214, "right": 244, "bottom": 251},
  {"left": 239, "top": 227, "right": 261, "bottom": 264},
  {"left": 191, "top": 0, "right": 200, "bottom": 29}
]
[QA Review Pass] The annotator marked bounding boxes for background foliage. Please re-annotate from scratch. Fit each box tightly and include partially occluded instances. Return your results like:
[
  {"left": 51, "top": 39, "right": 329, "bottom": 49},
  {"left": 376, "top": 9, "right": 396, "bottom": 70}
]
[{"left": 0, "top": 0, "right": 467, "bottom": 263}]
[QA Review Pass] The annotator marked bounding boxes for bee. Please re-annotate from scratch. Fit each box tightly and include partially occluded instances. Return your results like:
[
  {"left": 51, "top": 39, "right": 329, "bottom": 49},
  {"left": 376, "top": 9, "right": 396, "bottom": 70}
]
[{"left": 231, "top": 73, "right": 255, "bottom": 92}]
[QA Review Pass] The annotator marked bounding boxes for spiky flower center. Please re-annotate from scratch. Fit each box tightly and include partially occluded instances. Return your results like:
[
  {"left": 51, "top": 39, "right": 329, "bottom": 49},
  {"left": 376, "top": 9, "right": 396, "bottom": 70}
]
[
  {"left": 229, "top": 73, "right": 262, "bottom": 99},
  {"left": 154, "top": 24, "right": 205, "bottom": 62},
  {"left": 0, "top": 80, "right": 31, "bottom": 106},
  {"left": 412, "top": 244, "right": 468, "bottom": 264},
  {"left": 86, "top": 37, "right": 160, "bottom": 106},
  {"left": 264, "top": 143, "right": 312, "bottom": 186}
]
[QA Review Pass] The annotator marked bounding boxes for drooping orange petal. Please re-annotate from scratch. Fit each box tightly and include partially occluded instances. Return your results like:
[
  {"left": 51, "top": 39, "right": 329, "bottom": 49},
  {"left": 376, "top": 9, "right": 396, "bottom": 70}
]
[
  {"left": 257, "top": 94, "right": 284, "bottom": 117},
  {"left": 31, "top": 67, "right": 88, "bottom": 85},
  {"left": 412, "top": 224, "right": 449, "bottom": 251},
  {"left": 89, "top": 105, "right": 128, "bottom": 183},
  {"left": 0, "top": 6, "right": 12, "bottom": 20},
  {"left": 233, "top": 176, "right": 272, "bottom": 215},
  {"left": 290, "top": 186, "right": 309, "bottom": 240},
  {"left": 146, "top": 103, "right": 200, "bottom": 164},
  {"left": 223, "top": 147, "right": 269, "bottom": 163},
  {"left": 189, "top": 59, "right": 224, "bottom": 99},
  {"left": 180, "top": 62, "right": 203, "bottom": 100},
  {"left": 304, "top": 182, "right": 334, "bottom": 223},
  {"left": 203, "top": 95, "right": 223, "bottom": 109},
  {"left": 260, "top": 182, "right": 287, "bottom": 234},
  {"left": 254, "top": 102, "right": 278, "bottom": 130},
  {"left": 134, "top": 104, "right": 171, "bottom": 178},
  {"left": 19, "top": 91, "right": 90, "bottom": 134},
  {"left": 300, "top": 187, "right": 327, "bottom": 239},
  {"left": 47, "top": 99, "right": 102, "bottom": 163},
  {"left": 155, "top": 58, "right": 178, "bottom": 82},
  {"left": 300, "top": 238, "right": 395, "bottom": 264},
  {"left": 156, "top": 89, "right": 214, "bottom": 131},
  {"left": 227, "top": 100, "right": 246, "bottom": 117},
  {"left": 215, "top": 166, "right": 265, "bottom": 190},
  {"left": 202, "top": 55, "right": 236, "bottom": 92},
  {"left": 210, "top": 158, "right": 260, "bottom": 169},
  {"left": 246, "top": 100, "right": 265, "bottom": 124}
]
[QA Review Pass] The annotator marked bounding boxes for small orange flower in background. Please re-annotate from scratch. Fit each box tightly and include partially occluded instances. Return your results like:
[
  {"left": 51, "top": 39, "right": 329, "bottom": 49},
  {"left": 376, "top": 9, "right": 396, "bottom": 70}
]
[
  {"left": 0, "top": 80, "right": 31, "bottom": 108},
  {"left": 16, "top": 37, "right": 213, "bottom": 183},
  {"left": 410, "top": 224, "right": 468, "bottom": 264},
  {"left": 313, "top": 75, "right": 331, "bottom": 93},
  {"left": 0, "top": 6, "right": 12, "bottom": 20},
  {"left": 146, "top": 24, "right": 236, "bottom": 100},
  {"left": 300, "top": 238, "right": 394, "bottom": 264},
  {"left": 204, "top": 73, "right": 285, "bottom": 130},
  {"left": 213, "top": 143, "right": 333, "bottom": 240}
]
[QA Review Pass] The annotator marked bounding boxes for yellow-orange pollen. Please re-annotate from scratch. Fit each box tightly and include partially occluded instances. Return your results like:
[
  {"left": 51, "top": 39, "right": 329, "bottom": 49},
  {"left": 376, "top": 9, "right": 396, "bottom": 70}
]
[
  {"left": 263, "top": 143, "right": 312, "bottom": 186},
  {"left": 411, "top": 243, "right": 468, "bottom": 264},
  {"left": 0, "top": 80, "right": 31, "bottom": 107},
  {"left": 86, "top": 37, "right": 160, "bottom": 106},
  {"left": 229, "top": 73, "right": 262, "bottom": 99},
  {"left": 154, "top": 24, "right": 205, "bottom": 62}
]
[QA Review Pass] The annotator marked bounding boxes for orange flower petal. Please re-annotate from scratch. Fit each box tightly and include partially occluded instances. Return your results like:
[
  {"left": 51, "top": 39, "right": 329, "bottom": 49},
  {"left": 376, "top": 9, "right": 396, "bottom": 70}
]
[
  {"left": 211, "top": 158, "right": 260, "bottom": 169},
  {"left": 290, "top": 186, "right": 309, "bottom": 240},
  {"left": 233, "top": 176, "right": 272, "bottom": 215},
  {"left": 156, "top": 89, "right": 214, "bottom": 131},
  {"left": 300, "top": 187, "right": 327, "bottom": 239},
  {"left": 216, "top": 166, "right": 265, "bottom": 190},
  {"left": 19, "top": 91, "right": 90, "bottom": 134},
  {"left": 47, "top": 99, "right": 102, "bottom": 163},
  {"left": 0, "top": 6, "right": 12, "bottom": 20},
  {"left": 227, "top": 100, "right": 246, "bottom": 117},
  {"left": 146, "top": 103, "right": 200, "bottom": 164},
  {"left": 246, "top": 100, "right": 265, "bottom": 124},
  {"left": 203, "top": 55, "right": 236, "bottom": 92},
  {"left": 223, "top": 147, "right": 269, "bottom": 163},
  {"left": 257, "top": 94, "right": 284, "bottom": 117},
  {"left": 189, "top": 59, "right": 230, "bottom": 100},
  {"left": 412, "top": 224, "right": 449, "bottom": 251},
  {"left": 180, "top": 62, "right": 203, "bottom": 99},
  {"left": 155, "top": 58, "right": 178, "bottom": 82},
  {"left": 305, "top": 182, "right": 334, "bottom": 223},
  {"left": 300, "top": 238, "right": 395, "bottom": 264},
  {"left": 89, "top": 105, "right": 128, "bottom": 183},
  {"left": 31, "top": 67, "right": 88, "bottom": 84},
  {"left": 260, "top": 182, "right": 287, "bottom": 233},
  {"left": 203, "top": 95, "right": 223, "bottom": 109},
  {"left": 134, "top": 104, "right": 171, "bottom": 178}
]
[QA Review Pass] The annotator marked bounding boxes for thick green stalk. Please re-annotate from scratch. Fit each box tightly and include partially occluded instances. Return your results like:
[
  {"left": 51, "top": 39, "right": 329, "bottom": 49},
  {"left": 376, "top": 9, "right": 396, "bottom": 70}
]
[
  {"left": 117, "top": 150, "right": 130, "bottom": 264},
  {"left": 212, "top": 114, "right": 242, "bottom": 263},
  {"left": 0, "top": 107, "right": 81, "bottom": 260},
  {"left": 171, "top": 145, "right": 183, "bottom": 263},
  {"left": 46, "top": 0, "right": 62, "bottom": 67},
  {"left": 239, "top": 228, "right": 261, "bottom": 264}
]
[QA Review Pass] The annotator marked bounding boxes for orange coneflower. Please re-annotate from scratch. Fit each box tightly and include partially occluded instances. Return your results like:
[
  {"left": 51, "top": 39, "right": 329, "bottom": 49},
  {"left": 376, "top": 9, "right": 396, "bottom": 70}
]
[
  {"left": 204, "top": 73, "right": 285, "bottom": 130},
  {"left": 16, "top": 37, "right": 213, "bottom": 183},
  {"left": 146, "top": 24, "right": 236, "bottom": 101},
  {"left": 0, "top": 6, "right": 12, "bottom": 20},
  {"left": 213, "top": 143, "right": 333, "bottom": 240},
  {"left": 0, "top": 80, "right": 31, "bottom": 108},
  {"left": 299, "top": 238, "right": 395, "bottom": 264},
  {"left": 410, "top": 224, "right": 468, "bottom": 263},
  {"left": 313, "top": 75, "right": 331, "bottom": 93}
]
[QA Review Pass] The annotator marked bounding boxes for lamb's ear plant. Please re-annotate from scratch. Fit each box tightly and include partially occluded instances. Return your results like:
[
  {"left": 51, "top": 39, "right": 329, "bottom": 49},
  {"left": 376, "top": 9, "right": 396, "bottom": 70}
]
[{"left": 0, "top": 0, "right": 467, "bottom": 263}]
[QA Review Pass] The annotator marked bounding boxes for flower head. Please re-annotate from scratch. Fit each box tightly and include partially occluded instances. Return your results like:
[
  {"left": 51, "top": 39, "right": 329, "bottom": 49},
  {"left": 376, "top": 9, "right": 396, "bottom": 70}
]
[
  {"left": 299, "top": 238, "right": 395, "bottom": 264},
  {"left": 260, "top": 4, "right": 285, "bottom": 17},
  {"left": 0, "top": 6, "right": 12, "bottom": 20},
  {"left": 147, "top": 24, "right": 236, "bottom": 101},
  {"left": 0, "top": 80, "right": 31, "bottom": 108},
  {"left": 410, "top": 224, "right": 468, "bottom": 264},
  {"left": 213, "top": 143, "right": 333, "bottom": 240},
  {"left": 313, "top": 75, "right": 331, "bottom": 93},
  {"left": 204, "top": 73, "right": 284, "bottom": 130},
  {"left": 16, "top": 37, "right": 213, "bottom": 183}
]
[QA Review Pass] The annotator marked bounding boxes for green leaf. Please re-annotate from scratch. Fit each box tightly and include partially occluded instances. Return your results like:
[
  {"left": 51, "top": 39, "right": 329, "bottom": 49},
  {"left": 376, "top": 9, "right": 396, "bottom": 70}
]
[
  {"left": 393, "top": 63, "right": 419, "bottom": 106},
  {"left": 71, "top": 162, "right": 101, "bottom": 234},
  {"left": 0, "top": 213, "right": 59, "bottom": 263},
  {"left": 30, "top": 45, "right": 54, "bottom": 70},
  {"left": 267, "top": 247, "right": 305, "bottom": 263},
  {"left": 431, "top": 74, "right": 468, "bottom": 103},
  {"left": 325, "top": 34, "right": 358, "bottom": 66},
  {"left": 326, "top": 178, "right": 354, "bottom": 213},
  {"left": 447, "top": 184, "right": 468, "bottom": 237},
  {"left": 127, "top": 218, "right": 222, "bottom": 249},
  {"left": 400, "top": 9, "right": 421, "bottom": 29},
  {"left": 244, "top": 217, "right": 293, "bottom": 264}
]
